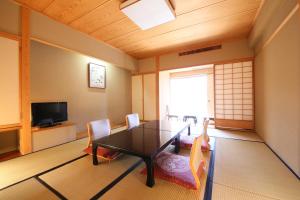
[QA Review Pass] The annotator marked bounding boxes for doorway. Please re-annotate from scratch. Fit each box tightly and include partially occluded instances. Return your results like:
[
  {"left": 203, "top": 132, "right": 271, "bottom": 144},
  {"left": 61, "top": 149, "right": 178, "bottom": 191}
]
[{"left": 159, "top": 65, "right": 214, "bottom": 124}]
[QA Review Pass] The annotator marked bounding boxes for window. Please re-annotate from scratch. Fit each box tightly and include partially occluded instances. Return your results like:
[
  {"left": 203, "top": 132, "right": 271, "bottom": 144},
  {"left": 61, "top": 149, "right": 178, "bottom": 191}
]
[{"left": 170, "top": 75, "right": 208, "bottom": 119}]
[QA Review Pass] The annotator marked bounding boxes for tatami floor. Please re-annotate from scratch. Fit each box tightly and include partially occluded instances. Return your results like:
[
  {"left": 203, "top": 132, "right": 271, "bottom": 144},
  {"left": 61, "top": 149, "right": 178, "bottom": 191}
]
[{"left": 0, "top": 126, "right": 299, "bottom": 200}]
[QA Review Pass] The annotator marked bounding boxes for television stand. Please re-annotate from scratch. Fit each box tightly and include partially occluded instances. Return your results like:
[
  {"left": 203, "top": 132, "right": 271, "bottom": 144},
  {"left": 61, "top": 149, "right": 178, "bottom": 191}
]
[
  {"left": 31, "top": 122, "right": 76, "bottom": 152},
  {"left": 38, "top": 122, "right": 62, "bottom": 128}
]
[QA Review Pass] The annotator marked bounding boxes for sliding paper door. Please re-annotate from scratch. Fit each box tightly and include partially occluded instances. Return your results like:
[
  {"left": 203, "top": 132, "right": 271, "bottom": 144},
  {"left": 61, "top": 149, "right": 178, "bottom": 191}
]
[
  {"left": 131, "top": 73, "right": 157, "bottom": 121},
  {"left": 132, "top": 75, "right": 143, "bottom": 120},
  {"left": 214, "top": 61, "right": 254, "bottom": 129},
  {"left": 0, "top": 36, "right": 20, "bottom": 127},
  {"left": 143, "top": 74, "right": 157, "bottom": 120}
]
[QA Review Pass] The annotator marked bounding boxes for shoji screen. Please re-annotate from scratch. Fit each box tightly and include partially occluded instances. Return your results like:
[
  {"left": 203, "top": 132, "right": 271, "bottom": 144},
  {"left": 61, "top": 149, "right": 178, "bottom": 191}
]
[
  {"left": 143, "top": 74, "right": 157, "bottom": 120},
  {"left": 214, "top": 60, "right": 254, "bottom": 129},
  {"left": 0, "top": 36, "right": 20, "bottom": 126},
  {"left": 132, "top": 75, "right": 144, "bottom": 120},
  {"left": 131, "top": 73, "right": 157, "bottom": 121}
]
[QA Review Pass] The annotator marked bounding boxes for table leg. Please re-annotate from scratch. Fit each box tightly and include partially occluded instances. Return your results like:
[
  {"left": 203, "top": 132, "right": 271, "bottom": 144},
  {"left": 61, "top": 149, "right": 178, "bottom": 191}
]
[
  {"left": 188, "top": 125, "right": 191, "bottom": 136},
  {"left": 175, "top": 135, "right": 180, "bottom": 154},
  {"left": 143, "top": 157, "right": 155, "bottom": 187},
  {"left": 92, "top": 143, "right": 98, "bottom": 165}
]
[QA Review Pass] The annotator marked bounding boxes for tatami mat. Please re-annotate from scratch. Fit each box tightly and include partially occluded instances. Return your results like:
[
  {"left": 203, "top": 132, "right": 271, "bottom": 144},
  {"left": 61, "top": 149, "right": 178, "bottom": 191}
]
[
  {"left": 101, "top": 150, "right": 211, "bottom": 200},
  {"left": 208, "top": 128, "right": 262, "bottom": 142},
  {"left": 39, "top": 155, "right": 140, "bottom": 200},
  {"left": 213, "top": 138, "right": 300, "bottom": 200},
  {"left": 212, "top": 183, "right": 274, "bottom": 200},
  {"left": 0, "top": 178, "right": 58, "bottom": 200},
  {"left": 0, "top": 138, "right": 87, "bottom": 189},
  {"left": 189, "top": 126, "right": 262, "bottom": 142}
]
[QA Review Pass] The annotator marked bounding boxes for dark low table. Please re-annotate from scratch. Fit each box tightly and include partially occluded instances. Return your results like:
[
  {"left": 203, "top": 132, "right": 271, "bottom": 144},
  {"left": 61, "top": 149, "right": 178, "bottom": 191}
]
[
  {"left": 92, "top": 120, "right": 190, "bottom": 187},
  {"left": 183, "top": 115, "right": 198, "bottom": 124}
]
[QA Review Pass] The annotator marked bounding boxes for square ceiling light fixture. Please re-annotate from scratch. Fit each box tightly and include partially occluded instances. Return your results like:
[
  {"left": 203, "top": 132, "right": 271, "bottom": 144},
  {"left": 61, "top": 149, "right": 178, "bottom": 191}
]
[{"left": 120, "top": 0, "right": 176, "bottom": 30}]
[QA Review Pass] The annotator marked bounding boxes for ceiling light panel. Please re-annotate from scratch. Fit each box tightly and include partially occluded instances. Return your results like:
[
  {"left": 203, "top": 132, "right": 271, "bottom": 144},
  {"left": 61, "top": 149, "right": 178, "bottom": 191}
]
[{"left": 121, "top": 0, "right": 176, "bottom": 30}]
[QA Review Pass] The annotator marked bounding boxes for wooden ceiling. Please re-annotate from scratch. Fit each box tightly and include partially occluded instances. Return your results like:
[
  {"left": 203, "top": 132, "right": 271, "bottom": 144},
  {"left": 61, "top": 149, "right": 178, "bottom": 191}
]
[{"left": 15, "top": 0, "right": 262, "bottom": 59}]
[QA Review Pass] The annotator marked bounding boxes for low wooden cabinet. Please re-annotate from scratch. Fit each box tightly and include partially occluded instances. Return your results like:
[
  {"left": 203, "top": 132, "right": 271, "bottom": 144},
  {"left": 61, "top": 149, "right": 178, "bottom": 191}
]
[{"left": 31, "top": 122, "right": 76, "bottom": 152}]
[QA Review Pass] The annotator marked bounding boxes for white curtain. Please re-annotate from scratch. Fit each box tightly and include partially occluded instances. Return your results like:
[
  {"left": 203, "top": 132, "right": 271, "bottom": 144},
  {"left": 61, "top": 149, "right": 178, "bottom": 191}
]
[{"left": 170, "top": 75, "right": 208, "bottom": 119}]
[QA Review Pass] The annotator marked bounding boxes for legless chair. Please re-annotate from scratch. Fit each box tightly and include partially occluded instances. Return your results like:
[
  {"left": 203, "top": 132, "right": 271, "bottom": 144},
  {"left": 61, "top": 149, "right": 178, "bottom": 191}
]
[
  {"left": 126, "top": 113, "right": 140, "bottom": 129},
  {"left": 179, "top": 118, "right": 210, "bottom": 150},
  {"left": 201, "top": 118, "right": 210, "bottom": 151},
  {"left": 142, "top": 136, "right": 205, "bottom": 189},
  {"left": 84, "top": 119, "right": 120, "bottom": 162},
  {"left": 189, "top": 136, "right": 206, "bottom": 189}
]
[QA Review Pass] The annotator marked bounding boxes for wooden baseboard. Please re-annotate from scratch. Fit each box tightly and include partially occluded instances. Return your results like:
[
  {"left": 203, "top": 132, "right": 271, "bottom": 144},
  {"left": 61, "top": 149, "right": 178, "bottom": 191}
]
[
  {"left": 0, "top": 150, "right": 21, "bottom": 162},
  {"left": 215, "top": 119, "right": 254, "bottom": 130}
]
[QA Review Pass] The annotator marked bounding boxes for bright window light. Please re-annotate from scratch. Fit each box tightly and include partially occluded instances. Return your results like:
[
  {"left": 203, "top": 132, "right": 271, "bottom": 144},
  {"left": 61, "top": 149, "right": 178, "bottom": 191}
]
[{"left": 170, "top": 75, "right": 208, "bottom": 120}]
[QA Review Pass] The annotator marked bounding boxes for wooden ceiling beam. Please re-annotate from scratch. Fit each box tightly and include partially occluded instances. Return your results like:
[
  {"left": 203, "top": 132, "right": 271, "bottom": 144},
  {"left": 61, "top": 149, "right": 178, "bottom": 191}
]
[
  {"left": 121, "top": 10, "right": 256, "bottom": 55},
  {"left": 13, "top": 0, "right": 262, "bottom": 59},
  {"left": 105, "top": 0, "right": 261, "bottom": 49}
]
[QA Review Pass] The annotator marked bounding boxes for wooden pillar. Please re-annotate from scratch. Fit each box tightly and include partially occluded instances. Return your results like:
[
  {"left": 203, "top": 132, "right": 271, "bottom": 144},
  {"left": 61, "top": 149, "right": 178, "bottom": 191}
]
[
  {"left": 155, "top": 56, "right": 160, "bottom": 120},
  {"left": 19, "top": 7, "right": 31, "bottom": 155},
  {"left": 142, "top": 75, "right": 145, "bottom": 121}
]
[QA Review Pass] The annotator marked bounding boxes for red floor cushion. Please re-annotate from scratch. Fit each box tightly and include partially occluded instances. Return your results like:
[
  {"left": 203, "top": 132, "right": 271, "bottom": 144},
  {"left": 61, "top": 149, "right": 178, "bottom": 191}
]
[
  {"left": 201, "top": 139, "right": 210, "bottom": 152},
  {"left": 173, "top": 135, "right": 210, "bottom": 151},
  {"left": 84, "top": 146, "right": 120, "bottom": 160},
  {"left": 180, "top": 135, "right": 194, "bottom": 149},
  {"left": 141, "top": 152, "right": 205, "bottom": 190}
]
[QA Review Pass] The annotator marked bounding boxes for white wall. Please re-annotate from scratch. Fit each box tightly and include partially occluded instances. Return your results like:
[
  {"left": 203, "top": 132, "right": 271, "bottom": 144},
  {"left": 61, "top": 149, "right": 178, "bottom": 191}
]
[
  {"left": 249, "top": 0, "right": 298, "bottom": 51},
  {"left": 0, "top": 0, "right": 19, "bottom": 35},
  {"left": 30, "top": 11, "right": 137, "bottom": 71},
  {"left": 138, "top": 57, "right": 156, "bottom": 73},
  {"left": 160, "top": 39, "right": 253, "bottom": 70},
  {"left": 0, "top": 0, "right": 137, "bottom": 71},
  {"left": 253, "top": 2, "right": 300, "bottom": 176},
  {"left": 31, "top": 41, "right": 132, "bottom": 132},
  {"left": 137, "top": 38, "right": 254, "bottom": 72}
]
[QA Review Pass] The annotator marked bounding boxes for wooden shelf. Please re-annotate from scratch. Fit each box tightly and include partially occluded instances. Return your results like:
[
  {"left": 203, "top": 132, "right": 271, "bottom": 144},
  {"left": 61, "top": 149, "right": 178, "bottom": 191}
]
[
  {"left": 31, "top": 122, "right": 76, "bottom": 133},
  {"left": 0, "top": 124, "right": 21, "bottom": 133}
]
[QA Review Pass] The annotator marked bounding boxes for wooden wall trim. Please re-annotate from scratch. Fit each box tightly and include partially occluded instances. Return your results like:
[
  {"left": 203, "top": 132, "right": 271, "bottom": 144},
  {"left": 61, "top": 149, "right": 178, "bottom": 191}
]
[
  {"left": 0, "top": 31, "right": 20, "bottom": 41},
  {"left": 131, "top": 71, "right": 156, "bottom": 76},
  {"left": 19, "top": 7, "right": 32, "bottom": 155},
  {"left": 170, "top": 68, "right": 213, "bottom": 78},
  {"left": 159, "top": 57, "right": 254, "bottom": 72},
  {"left": 215, "top": 119, "right": 254, "bottom": 130},
  {"left": 0, "top": 124, "right": 22, "bottom": 133},
  {"left": 213, "top": 57, "right": 254, "bottom": 65}
]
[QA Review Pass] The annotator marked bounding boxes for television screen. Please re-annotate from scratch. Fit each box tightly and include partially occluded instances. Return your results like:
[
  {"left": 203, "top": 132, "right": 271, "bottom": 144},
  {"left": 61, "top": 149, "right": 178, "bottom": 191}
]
[{"left": 31, "top": 102, "right": 68, "bottom": 127}]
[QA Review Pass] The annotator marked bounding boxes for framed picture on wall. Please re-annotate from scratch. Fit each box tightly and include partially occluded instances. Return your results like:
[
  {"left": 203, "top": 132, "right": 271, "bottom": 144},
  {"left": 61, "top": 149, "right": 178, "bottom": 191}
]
[{"left": 88, "top": 63, "right": 106, "bottom": 89}]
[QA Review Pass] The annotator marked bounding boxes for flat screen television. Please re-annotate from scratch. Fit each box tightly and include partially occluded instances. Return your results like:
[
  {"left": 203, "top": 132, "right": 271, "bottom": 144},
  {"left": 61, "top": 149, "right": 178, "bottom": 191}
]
[{"left": 31, "top": 102, "right": 68, "bottom": 127}]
